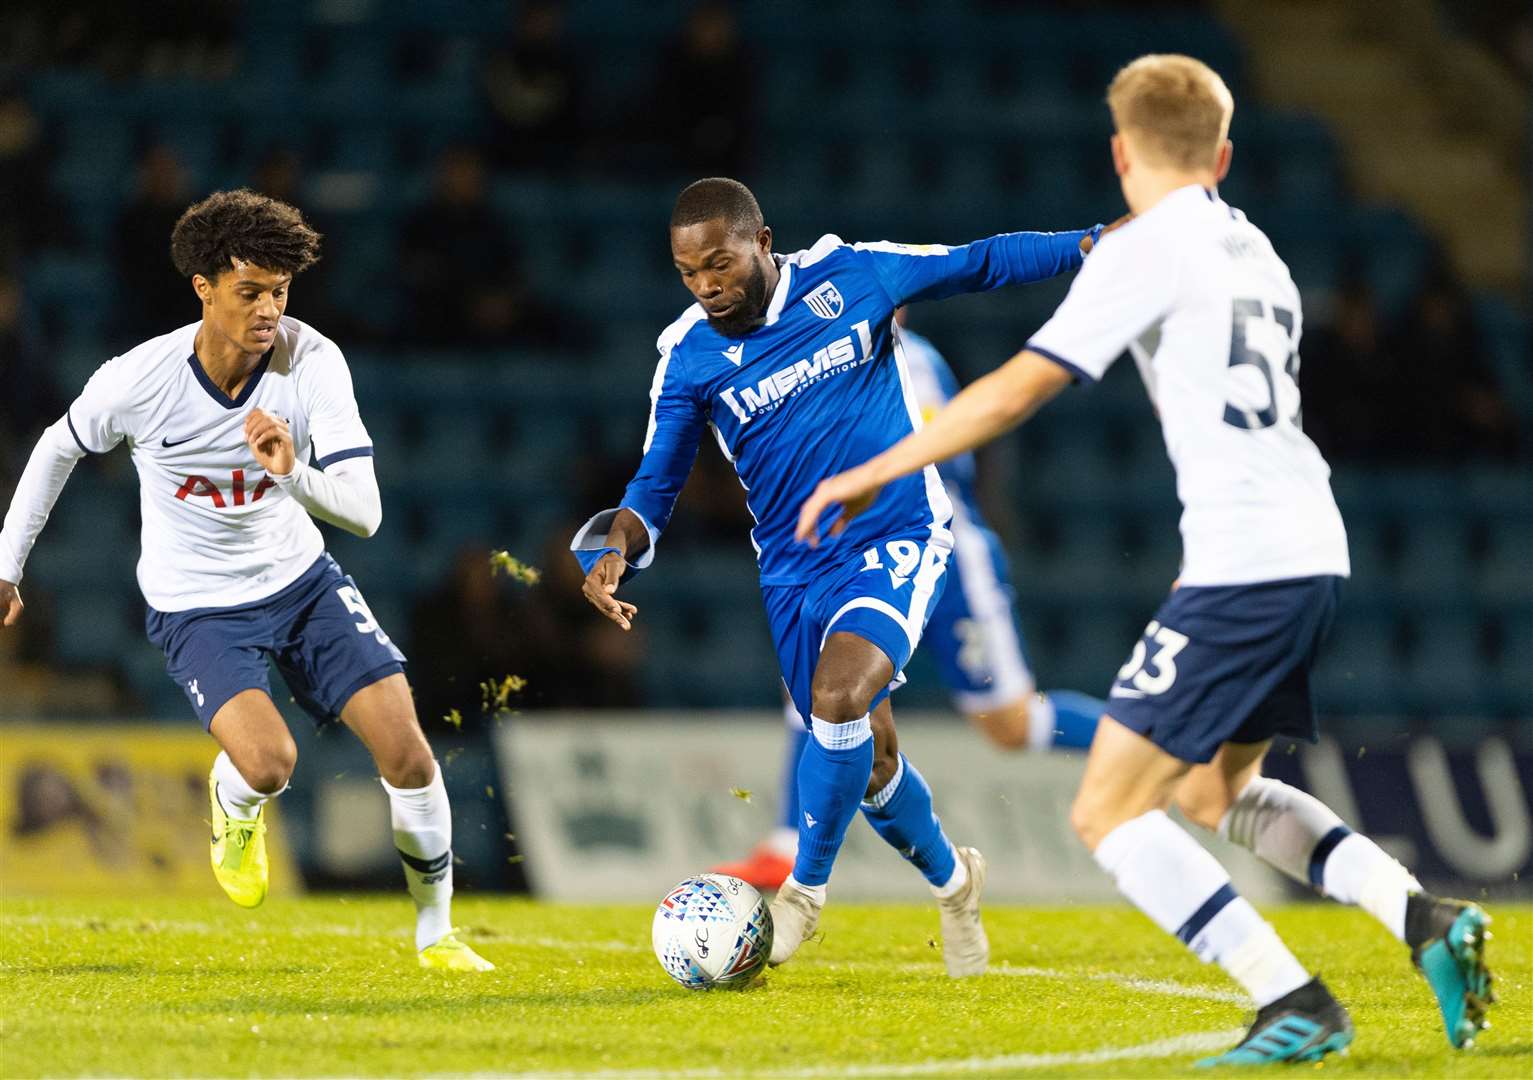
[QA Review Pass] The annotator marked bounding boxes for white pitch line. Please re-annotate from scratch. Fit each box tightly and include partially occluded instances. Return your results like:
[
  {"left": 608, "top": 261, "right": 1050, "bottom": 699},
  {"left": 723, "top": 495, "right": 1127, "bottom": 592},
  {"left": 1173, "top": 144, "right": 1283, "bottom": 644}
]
[
  {"left": 469, "top": 1029, "right": 1247, "bottom": 1079},
  {"left": 985, "top": 963, "right": 1250, "bottom": 1005}
]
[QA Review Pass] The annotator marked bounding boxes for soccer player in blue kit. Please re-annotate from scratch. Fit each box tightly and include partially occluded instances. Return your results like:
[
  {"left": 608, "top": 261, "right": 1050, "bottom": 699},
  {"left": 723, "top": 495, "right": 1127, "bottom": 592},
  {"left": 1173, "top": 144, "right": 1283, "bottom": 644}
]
[
  {"left": 716, "top": 310, "right": 1106, "bottom": 893},
  {"left": 798, "top": 55, "right": 1494, "bottom": 1063},
  {"left": 574, "top": 177, "right": 1105, "bottom": 975}
]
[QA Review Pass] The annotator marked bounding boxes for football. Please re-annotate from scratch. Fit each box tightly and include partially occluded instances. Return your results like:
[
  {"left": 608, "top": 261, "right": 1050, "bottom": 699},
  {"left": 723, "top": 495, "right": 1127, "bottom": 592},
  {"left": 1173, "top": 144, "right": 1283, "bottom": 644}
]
[{"left": 651, "top": 874, "right": 774, "bottom": 990}]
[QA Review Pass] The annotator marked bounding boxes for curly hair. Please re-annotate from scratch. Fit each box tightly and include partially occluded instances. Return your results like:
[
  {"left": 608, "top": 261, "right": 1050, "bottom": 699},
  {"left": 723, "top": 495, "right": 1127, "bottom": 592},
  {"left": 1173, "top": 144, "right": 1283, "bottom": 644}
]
[{"left": 169, "top": 188, "right": 322, "bottom": 281}]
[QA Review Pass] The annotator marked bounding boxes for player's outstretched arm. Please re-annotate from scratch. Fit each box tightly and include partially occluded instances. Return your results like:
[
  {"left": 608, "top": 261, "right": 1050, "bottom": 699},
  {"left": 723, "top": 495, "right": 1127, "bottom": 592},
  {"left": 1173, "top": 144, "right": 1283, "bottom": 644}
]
[
  {"left": 578, "top": 508, "right": 647, "bottom": 631},
  {"left": 796, "top": 349, "right": 1072, "bottom": 545},
  {"left": 0, "top": 416, "right": 95, "bottom": 625}
]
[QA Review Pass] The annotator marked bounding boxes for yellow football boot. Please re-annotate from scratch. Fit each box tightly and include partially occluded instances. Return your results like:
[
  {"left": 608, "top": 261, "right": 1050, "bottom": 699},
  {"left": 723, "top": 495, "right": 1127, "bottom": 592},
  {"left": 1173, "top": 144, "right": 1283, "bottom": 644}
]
[
  {"left": 419, "top": 934, "right": 495, "bottom": 972},
  {"left": 209, "top": 773, "right": 269, "bottom": 908}
]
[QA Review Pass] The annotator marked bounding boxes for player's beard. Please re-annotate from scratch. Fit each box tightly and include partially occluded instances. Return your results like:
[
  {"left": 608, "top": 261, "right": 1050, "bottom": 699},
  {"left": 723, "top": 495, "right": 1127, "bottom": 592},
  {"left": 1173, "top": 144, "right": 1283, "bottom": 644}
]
[{"left": 707, "top": 259, "right": 770, "bottom": 338}]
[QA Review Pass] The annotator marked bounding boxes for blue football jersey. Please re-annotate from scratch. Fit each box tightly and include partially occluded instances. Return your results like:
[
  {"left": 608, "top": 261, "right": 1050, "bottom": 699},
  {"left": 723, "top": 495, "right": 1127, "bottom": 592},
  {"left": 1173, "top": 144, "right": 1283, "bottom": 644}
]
[{"left": 578, "top": 229, "right": 1086, "bottom": 586}]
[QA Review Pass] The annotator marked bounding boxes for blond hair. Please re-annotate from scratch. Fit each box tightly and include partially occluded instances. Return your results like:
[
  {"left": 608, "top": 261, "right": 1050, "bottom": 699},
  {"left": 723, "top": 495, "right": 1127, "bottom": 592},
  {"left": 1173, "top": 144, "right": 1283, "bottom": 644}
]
[{"left": 1107, "top": 54, "right": 1233, "bottom": 170}]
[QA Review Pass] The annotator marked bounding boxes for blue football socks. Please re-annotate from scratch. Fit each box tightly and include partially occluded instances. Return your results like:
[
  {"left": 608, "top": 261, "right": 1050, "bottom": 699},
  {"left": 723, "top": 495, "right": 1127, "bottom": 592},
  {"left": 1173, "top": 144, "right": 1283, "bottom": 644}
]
[
  {"left": 792, "top": 714, "right": 875, "bottom": 887},
  {"left": 861, "top": 753, "right": 958, "bottom": 887}
]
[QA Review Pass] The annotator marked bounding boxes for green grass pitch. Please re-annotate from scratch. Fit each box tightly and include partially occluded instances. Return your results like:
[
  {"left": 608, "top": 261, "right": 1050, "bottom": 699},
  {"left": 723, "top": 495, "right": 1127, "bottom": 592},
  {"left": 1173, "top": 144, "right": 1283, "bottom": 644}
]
[{"left": 1, "top": 896, "right": 1527, "bottom": 1077}]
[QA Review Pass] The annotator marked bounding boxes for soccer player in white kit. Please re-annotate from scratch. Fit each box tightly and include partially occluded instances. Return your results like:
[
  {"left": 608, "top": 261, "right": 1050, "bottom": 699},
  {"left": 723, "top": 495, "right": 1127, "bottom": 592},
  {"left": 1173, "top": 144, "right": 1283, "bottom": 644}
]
[
  {"left": 797, "top": 55, "right": 1494, "bottom": 1065},
  {"left": 0, "top": 190, "right": 492, "bottom": 972}
]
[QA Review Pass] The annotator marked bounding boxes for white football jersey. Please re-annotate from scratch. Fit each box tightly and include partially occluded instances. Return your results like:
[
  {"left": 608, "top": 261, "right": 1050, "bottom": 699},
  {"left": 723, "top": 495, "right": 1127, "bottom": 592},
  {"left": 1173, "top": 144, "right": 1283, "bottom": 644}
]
[
  {"left": 1028, "top": 184, "right": 1349, "bottom": 586},
  {"left": 66, "top": 316, "right": 372, "bottom": 611}
]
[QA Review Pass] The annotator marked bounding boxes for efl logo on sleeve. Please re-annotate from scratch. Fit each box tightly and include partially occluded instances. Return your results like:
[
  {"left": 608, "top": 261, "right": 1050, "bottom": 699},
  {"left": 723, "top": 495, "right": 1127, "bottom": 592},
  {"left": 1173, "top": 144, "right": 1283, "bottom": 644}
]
[{"left": 803, "top": 281, "right": 844, "bottom": 320}]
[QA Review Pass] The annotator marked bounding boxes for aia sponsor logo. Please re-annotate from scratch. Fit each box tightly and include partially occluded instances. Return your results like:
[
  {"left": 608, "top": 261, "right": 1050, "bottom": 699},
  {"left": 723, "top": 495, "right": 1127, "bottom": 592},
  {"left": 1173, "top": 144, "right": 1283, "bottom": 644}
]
[{"left": 173, "top": 469, "right": 276, "bottom": 507}]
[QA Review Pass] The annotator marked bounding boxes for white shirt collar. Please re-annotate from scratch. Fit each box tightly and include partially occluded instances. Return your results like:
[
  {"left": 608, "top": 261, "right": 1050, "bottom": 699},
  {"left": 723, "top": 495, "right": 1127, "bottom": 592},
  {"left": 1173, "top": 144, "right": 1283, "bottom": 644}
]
[{"left": 764, "top": 256, "right": 793, "bottom": 326}]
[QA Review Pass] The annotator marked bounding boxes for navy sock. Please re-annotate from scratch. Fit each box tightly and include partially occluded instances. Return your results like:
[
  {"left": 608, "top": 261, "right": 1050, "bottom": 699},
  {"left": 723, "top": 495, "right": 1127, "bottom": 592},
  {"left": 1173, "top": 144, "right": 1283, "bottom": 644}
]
[
  {"left": 792, "top": 714, "right": 874, "bottom": 887},
  {"left": 1043, "top": 689, "right": 1104, "bottom": 749},
  {"left": 779, "top": 722, "right": 810, "bottom": 831},
  {"left": 860, "top": 754, "right": 957, "bottom": 887}
]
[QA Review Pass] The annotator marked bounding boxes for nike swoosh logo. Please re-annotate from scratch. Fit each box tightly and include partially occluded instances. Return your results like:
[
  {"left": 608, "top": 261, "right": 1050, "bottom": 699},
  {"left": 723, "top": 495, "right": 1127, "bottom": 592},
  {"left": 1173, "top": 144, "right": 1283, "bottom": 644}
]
[{"left": 162, "top": 435, "right": 197, "bottom": 448}]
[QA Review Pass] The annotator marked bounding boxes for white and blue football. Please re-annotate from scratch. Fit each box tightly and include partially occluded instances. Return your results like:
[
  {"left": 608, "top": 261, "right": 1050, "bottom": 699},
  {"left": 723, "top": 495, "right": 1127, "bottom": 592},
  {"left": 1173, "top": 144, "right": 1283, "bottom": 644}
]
[{"left": 651, "top": 874, "right": 773, "bottom": 990}]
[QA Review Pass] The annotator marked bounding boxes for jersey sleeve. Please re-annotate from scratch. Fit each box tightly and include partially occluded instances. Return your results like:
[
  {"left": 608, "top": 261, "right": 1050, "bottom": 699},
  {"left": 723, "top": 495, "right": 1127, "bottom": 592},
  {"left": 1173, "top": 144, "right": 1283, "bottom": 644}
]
[
  {"left": 300, "top": 340, "right": 373, "bottom": 469},
  {"left": 65, "top": 357, "right": 131, "bottom": 454},
  {"left": 571, "top": 337, "right": 705, "bottom": 576},
  {"left": 1025, "top": 226, "right": 1178, "bottom": 383},
  {"left": 854, "top": 230, "right": 1088, "bottom": 306}
]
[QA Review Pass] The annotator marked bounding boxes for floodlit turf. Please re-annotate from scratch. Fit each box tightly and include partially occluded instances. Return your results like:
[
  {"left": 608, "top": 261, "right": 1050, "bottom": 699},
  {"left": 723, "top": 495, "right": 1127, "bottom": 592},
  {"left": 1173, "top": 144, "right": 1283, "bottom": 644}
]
[{"left": 1, "top": 896, "right": 1527, "bottom": 1078}]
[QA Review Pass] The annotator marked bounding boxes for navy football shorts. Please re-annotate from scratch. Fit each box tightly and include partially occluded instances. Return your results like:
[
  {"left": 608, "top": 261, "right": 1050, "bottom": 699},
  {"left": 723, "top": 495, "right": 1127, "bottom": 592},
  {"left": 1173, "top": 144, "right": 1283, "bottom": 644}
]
[
  {"left": 145, "top": 552, "right": 406, "bottom": 729},
  {"left": 762, "top": 533, "right": 950, "bottom": 728},
  {"left": 1105, "top": 575, "right": 1343, "bottom": 763}
]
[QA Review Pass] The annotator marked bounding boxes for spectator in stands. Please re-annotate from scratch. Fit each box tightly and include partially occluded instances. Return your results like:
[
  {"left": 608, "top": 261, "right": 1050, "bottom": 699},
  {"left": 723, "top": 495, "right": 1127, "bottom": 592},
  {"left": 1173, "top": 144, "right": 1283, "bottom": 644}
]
[
  {"left": 1301, "top": 277, "right": 1398, "bottom": 463},
  {"left": 640, "top": 1, "right": 755, "bottom": 176},
  {"left": 248, "top": 146, "right": 359, "bottom": 339},
  {"left": 113, "top": 143, "right": 192, "bottom": 341},
  {"left": 407, "top": 537, "right": 645, "bottom": 716},
  {"left": 407, "top": 545, "right": 529, "bottom": 730},
  {"left": 0, "top": 92, "right": 72, "bottom": 262},
  {"left": 482, "top": 0, "right": 584, "bottom": 173},
  {"left": 397, "top": 146, "right": 562, "bottom": 349},
  {"left": 1, "top": 0, "right": 235, "bottom": 80},
  {"left": 1304, "top": 262, "right": 1520, "bottom": 465},
  {"left": 0, "top": 271, "right": 66, "bottom": 480},
  {"left": 1390, "top": 257, "right": 1520, "bottom": 460}
]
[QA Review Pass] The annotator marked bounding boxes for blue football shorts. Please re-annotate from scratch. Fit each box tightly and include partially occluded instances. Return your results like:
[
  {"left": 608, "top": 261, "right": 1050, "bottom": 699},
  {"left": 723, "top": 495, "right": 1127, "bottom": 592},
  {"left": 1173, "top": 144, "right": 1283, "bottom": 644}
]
[
  {"left": 145, "top": 552, "right": 407, "bottom": 729},
  {"left": 921, "top": 510, "right": 1037, "bottom": 713},
  {"left": 762, "top": 533, "right": 949, "bottom": 727},
  {"left": 1105, "top": 575, "right": 1344, "bottom": 763}
]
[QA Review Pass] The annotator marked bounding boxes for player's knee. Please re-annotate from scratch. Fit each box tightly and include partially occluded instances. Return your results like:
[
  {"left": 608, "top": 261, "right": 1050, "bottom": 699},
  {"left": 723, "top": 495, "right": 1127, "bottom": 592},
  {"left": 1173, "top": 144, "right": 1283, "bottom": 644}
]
[
  {"left": 1069, "top": 788, "right": 1117, "bottom": 852},
  {"left": 375, "top": 736, "right": 436, "bottom": 789},
  {"left": 808, "top": 681, "right": 870, "bottom": 725},
  {"left": 243, "top": 737, "right": 297, "bottom": 794},
  {"left": 1175, "top": 779, "right": 1232, "bottom": 833}
]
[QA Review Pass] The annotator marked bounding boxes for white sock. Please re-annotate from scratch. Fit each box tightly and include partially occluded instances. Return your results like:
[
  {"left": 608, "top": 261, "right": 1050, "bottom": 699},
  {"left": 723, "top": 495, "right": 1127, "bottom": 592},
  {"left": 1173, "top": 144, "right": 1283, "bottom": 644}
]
[
  {"left": 381, "top": 761, "right": 454, "bottom": 951},
  {"left": 782, "top": 873, "right": 826, "bottom": 905},
  {"left": 1027, "top": 693, "right": 1056, "bottom": 750},
  {"left": 931, "top": 853, "right": 968, "bottom": 899},
  {"left": 1095, "top": 810, "right": 1310, "bottom": 1006},
  {"left": 1220, "top": 776, "right": 1421, "bottom": 941},
  {"left": 212, "top": 751, "right": 276, "bottom": 818}
]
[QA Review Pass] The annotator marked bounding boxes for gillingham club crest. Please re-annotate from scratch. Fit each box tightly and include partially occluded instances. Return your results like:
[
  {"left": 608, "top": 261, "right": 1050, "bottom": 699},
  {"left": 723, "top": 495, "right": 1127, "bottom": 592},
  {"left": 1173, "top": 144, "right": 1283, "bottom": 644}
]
[{"left": 803, "top": 280, "right": 844, "bottom": 320}]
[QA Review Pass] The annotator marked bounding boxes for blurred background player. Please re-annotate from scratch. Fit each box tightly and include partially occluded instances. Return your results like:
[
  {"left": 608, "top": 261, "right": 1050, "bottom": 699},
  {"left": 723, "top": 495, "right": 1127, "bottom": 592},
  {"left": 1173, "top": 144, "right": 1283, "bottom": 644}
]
[
  {"left": 797, "top": 54, "right": 1494, "bottom": 1065},
  {"left": 0, "top": 190, "right": 491, "bottom": 972},
  {"left": 716, "top": 307, "right": 1105, "bottom": 891},
  {"left": 573, "top": 177, "right": 1105, "bottom": 976}
]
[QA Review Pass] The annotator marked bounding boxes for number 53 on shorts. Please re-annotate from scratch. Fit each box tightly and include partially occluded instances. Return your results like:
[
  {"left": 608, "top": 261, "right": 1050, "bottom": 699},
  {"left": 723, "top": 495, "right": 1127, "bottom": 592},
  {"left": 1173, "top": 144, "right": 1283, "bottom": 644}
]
[{"left": 1110, "top": 620, "right": 1189, "bottom": 699}]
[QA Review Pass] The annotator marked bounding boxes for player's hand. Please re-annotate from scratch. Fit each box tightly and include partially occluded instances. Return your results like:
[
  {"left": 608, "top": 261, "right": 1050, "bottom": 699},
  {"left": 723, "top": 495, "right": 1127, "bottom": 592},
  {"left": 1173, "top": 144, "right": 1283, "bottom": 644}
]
[
  {"left": 1079, "top": 213, "right": 1133, "bottom": 255},
  {"left": 796, "top": 465, "right": 884, "bottom": 547},
  {"left": 245, "top": 408, "right": 295, "bottom": 476},
  {"left": 581, "top": 552, "right": 639, "bottom": 631},
  {"left": 0, "top": 579, "right": 22, "bottom": 627}
]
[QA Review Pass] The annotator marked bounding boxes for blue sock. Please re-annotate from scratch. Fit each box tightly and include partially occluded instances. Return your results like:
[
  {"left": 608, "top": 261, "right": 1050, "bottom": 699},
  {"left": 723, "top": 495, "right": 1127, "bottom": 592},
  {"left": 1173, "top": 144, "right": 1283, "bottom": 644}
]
[
  {"left": 779, "top": 721, "right": 810, "bottom": 831},
  {"left": 792, "top": 714, "right": 874, "bottom": 887},
  {"left": 1042, "top": 689, "right": 1104, "bottom": 749},
  {"left": 860, "top": 754, "right": 957, "bottom": 887}
]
